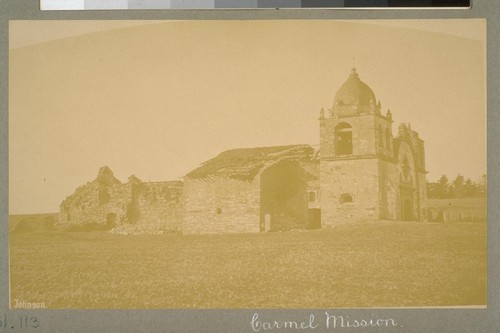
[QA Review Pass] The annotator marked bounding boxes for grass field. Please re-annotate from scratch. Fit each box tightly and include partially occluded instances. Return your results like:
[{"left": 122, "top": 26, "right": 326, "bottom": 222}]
[{"left": 9, "top": 221, "right": 486, "bottom": 309}]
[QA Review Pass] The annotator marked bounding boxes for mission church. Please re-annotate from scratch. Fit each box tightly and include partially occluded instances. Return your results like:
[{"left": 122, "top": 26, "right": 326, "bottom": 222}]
[{"left": 59, "top": 68, "right": 427, "bottom": 234}]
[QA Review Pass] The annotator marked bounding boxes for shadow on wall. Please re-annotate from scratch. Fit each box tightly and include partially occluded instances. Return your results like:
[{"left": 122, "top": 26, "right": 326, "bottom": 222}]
[{"left": 260, "top": 160, "right": 312, "bottom": 232}]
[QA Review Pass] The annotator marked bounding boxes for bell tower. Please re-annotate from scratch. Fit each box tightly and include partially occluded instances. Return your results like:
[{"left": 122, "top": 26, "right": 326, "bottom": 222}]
[{"left": 319, "top": 68, "right": 395, "bottom": 227}]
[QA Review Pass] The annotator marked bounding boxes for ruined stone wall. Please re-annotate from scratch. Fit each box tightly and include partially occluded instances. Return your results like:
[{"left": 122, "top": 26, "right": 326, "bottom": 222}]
[
  {"left": 59, "top": 168, "right": 183, "bottom": 234},
  {"left": 320, "top": 158, "right": 380, "bottom": 227},
  {"left": 135, "top": 181, "right": 183, "bottom": 233},
  {"left": 59, "top": 183, "right": 98, "bottom": 225},
  {"left": 182, "top": 177, "right": 260, "bottom": 235},
  {"left": 59, "top": 182, "right": 130, "bottom": 226}
]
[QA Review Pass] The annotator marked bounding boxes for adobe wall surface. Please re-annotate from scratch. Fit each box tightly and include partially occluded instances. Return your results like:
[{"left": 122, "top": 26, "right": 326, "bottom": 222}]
[
  {"left": 320, "top": 158, "right": 380, "bottom": 227},
  {"left": 182, "top": 177, "right": 260, "bottom": 235}
]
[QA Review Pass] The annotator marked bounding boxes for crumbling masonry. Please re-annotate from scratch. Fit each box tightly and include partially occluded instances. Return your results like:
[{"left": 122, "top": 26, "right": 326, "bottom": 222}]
[{"left": 59, "top": 68, "right": 427, "bottom": 234}]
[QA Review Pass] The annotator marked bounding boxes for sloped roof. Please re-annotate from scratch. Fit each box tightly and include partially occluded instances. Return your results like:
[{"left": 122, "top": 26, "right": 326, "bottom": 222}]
[{"left": 185, "top": 144, "right": 318, "bottom": 181}]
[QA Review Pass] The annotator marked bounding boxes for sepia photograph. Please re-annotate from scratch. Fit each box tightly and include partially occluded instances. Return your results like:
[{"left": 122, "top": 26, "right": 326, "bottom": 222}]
[{"left": 8, "top": 19, "right": 486, "bottom": 309}]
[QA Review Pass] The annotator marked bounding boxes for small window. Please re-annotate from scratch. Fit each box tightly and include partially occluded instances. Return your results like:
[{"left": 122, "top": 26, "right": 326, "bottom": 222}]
[
  {"left": 308, "top": 191, "right": 316, "bottom": 202},
  {"left": 216, "top": 208, "right": 222, "bottom": 214},
  {"left": 340, "top": 193, "right": 353, "bottom": 204}
]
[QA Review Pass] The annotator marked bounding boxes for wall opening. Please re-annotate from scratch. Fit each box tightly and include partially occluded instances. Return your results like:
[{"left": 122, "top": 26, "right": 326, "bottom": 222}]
[
  {"left": 216, "top": 207, "right": 222, "bottom": 214},
  {"left": 126, "top": 202, "right": 140, "bottom": 224},
  {"left": 307, "top": 208, "right": 321, "bottom": 229},
  {"left": 340, "top": 193, "right": 353, "bottom": 204},
  {"left": 334, "top": 122, "right": 353, "bottom": 155},
  {"left": 106, "top": 212, "right": 117, "bottom": 228},
  {"left": 260, "top": 161, "right": 308, "bottom": 232},
  {"left": 308, "top": 191, "right": 316, "bottom": 202}
]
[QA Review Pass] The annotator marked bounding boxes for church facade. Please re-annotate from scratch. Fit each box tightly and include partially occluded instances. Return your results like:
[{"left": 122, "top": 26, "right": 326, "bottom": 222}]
[
  {"left": 319, "top": 68, "right": 427, "bottom": 227},
  {"left": 58, "top": 68, "right": 427, "bottom": 234}
]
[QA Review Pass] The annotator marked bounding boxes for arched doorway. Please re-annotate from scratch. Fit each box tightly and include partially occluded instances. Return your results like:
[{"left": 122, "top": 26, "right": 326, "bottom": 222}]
[{"left": 260, "top": 161, "right": 307, "bottom": 231}]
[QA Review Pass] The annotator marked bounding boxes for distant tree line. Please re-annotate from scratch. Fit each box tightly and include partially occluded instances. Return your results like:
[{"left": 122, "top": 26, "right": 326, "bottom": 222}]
[{"left": 427, "top": 174, "right": 487, "bottom": 199}]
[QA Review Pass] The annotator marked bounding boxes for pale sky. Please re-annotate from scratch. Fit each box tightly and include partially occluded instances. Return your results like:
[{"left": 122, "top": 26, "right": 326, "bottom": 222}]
[{"left": 9, "top": 19, "right": 486, "bottom": 214}]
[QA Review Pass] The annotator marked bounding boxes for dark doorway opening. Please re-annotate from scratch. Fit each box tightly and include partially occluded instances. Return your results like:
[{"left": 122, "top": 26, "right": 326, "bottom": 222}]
[
  {"left": 307, "top": 209, "right": 321, "bottom": 229},
  {"left": 400, "top": 189, "right": 414, "bottom": 221},
  {"left": 106, "top": 212, "right": 117, "bottom": 228},
  {"left": 260, "top": 161, "right": 308, "bottom": 232}
]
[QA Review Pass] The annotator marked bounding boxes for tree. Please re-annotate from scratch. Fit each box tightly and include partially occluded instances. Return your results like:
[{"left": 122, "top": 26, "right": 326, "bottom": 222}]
[
  {"left": 434, "top": 175, "right": 450, "bottom": 199},
  {"left": 426, "top": 173, "right": 486, "bottom": 199},
  {"left": 450, "top": 174, "right": 465, "bottom": 198},
  {"left": 464, "top": 178, "right": 478, "bottom": 197},
  {"left": 479, "top": 174, "right": 487, "bottom": 197}
]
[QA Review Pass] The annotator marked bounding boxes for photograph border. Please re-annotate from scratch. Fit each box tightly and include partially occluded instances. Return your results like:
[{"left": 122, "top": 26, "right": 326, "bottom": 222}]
[{"left": 1, "top": 1, "right": 498, "bottom": 332}]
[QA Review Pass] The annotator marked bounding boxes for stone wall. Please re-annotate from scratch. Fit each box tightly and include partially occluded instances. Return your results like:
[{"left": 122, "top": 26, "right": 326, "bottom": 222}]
[
  {"left": 301, "top": 161, "right": 320, "bottom": 210},
  {"left": 320, "top": 158, "right": 380, "bottom": 227},
  {"left": 320, "top": 115, "right": 379, "bottom": 159},
  {"left": 59, "top": 167, "right": 129, "bottom": 227},
  {"left": 59, "top": 167, "right": 183, "bottom": 234},
  {"left": 135, "top": 181, "right": 183, "bottom": 233},
  {"left": 379, "top": 159, "right": 399, "bottom": 220},
  {"left": 374, "top": 115, "right": 394, "bottom": 160},
  {"left": 182, "top": 177, "right": 260, "bottom": 234},
  {"left": 395, "top": 139, "right": 422, "bottom": 221}
]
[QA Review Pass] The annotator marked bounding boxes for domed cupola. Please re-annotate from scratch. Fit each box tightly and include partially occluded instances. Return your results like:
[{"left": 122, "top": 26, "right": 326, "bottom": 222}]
[{"left": 331, "top": 68, "right": 380, "bottom": 117}]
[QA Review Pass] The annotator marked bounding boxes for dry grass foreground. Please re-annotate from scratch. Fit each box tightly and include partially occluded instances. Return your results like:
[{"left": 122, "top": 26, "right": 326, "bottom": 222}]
[{"left": 9, "top": 221, "right": 486, "bottom": 309}]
